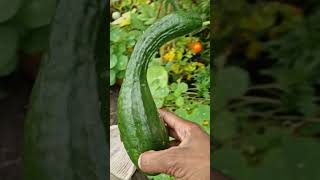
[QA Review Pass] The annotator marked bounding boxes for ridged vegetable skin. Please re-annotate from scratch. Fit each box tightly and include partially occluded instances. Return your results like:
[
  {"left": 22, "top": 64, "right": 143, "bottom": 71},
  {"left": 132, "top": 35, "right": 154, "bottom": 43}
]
[
  {"left": 117, "top": 12, "right": 202, "bottom": 168},
  {"left": 24, "top": 0, "right": 108, "bottom": 180}
]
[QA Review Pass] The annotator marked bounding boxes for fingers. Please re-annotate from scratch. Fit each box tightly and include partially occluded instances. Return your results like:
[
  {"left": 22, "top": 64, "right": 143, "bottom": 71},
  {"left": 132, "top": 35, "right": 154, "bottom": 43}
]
[
  {"left": 167, "top": 127, "right": 179, "bottom": 140},
  {"left": 160, "top": 109, "right": 199, "bottom": 140},
  {"left": 159, "top": 109, "right": 190, "bottom": 130},
  {"left": 138, "top": 148, "right": 175, "bottom": 174}
]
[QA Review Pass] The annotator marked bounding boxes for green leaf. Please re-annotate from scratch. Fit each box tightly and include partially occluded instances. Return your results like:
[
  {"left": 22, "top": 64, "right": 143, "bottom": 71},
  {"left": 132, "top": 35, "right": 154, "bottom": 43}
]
[
  {"left": 174, "top": 82, "right": 188, "bottom": 96},
  {"left": 17, "top": 0, "right": 56, "bottom": 29},
  {"left": 170, "top": 82, "right": 178, "bottom": 91},
  {"left": 110, "top": 54, "right": 117, "bottom": 69},
  {"left": 116, "top": 55, "right": 128, "bottom": 70},
  {"left": 110, "top": 69, "right": 116, "bottom": 86},
  {"left": 114, "top": 43, "right": 126, "bottom": 56},
  {"left": 21, "top": 26, "right": 50, "bottom": 53},
  {"left": 130, "top": 14, "right": 145, "bottom": 30},
  {"left": 215, "top": 66, "right": 249, "bottom": 101},
  {"left": 152, "top": 86, "right": 169, "bottom": 98},
  {"left": 116, "top": 70, "right": 126, "bottom": 79},
  {"left": 154, "top": 98, "right": 165, "bottom": 108},
  {"left": 147, "top": 65, "right": 168, "bottom": 88},
  {"left": 110, "top": 26, "right": 127, "bottom": 42},
  {"left": 175, "top": 96, "right": 184, "bottom": 107},
  {"left": 175, "top": 108, "right": 191, "bottom": 120},
  {"left": 0, "top": 26, "right": 19, "bottom": 76},
  {"left": 189, "top": 104, "right": 210, "bottom": 134},
  {"left": 149, "top": 57, "right": 161, "bottom": 67},
  {"left": 128, "top": 30, "right": 142, "bottom": 40},
  {"left": 0, "top": 0, "right": 22, "bottom": 22}
]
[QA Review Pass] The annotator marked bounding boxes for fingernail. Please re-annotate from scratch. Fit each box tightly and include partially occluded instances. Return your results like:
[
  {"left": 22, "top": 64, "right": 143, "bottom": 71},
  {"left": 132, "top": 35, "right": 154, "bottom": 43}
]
[
  {"left": 138, "top": 150, "right": 155, "bottom": 168},
  {"left": 138, "top": 155, "right": 142, "bottom": 168}
]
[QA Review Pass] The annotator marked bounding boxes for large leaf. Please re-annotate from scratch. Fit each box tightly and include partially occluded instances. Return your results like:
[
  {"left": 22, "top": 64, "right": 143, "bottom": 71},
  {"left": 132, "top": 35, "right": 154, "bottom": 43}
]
[
  {"left": 0, "top": 0, "right": 22, "bottom": 22},
  {"left": 215, "top": 66, "right": 249, "bottom": 100},
  {"left": 189, "top": 104, "right": 210, "bottom": 134},
  {"left": 0, "top": 26, "right": 19, "bottom": 76},
  {"left": 147, "top": 65, "right": 169, "bottom": 108},
  {"left": 147, "top": 65, "right": 168, "bottom": 88},
  {"left": 175, "top": 108, "right": 191, "bottom": 120},
  {"left": 17, "top": 0, "right": 56, "bottom": 28},
  {"left": 175, "top": 105, "right": 210, "bottom": 134}
]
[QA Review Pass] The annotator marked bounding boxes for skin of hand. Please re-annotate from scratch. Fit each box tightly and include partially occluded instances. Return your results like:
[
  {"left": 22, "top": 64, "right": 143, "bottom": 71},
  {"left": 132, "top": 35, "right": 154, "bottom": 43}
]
[{"left": 138, "top": 109, "right": 210, "bottom": 180}]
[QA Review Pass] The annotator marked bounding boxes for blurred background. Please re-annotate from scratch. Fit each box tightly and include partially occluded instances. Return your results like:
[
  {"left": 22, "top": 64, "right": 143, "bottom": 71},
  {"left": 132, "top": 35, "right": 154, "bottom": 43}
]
[
  {"left": 0, "top": 0, "right": 55, "bottom": 179},
  {"left": 110, "top": 1, "right": 210, "bottom": 179},
  {"left": 213, "top": 0, "right": 320, "bottom": 179}
]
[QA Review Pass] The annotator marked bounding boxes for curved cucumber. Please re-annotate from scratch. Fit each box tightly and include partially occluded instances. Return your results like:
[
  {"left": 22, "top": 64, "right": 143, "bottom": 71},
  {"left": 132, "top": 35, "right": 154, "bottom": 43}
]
[{"left": 117, "top": 11, "right": 202, "bottom": 168}]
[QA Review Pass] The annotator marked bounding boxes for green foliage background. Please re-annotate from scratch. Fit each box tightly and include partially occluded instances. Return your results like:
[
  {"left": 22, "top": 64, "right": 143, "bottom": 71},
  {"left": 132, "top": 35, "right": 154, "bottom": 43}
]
[{"left": 213, "top": 0, "right": 320, "bottom": 179}]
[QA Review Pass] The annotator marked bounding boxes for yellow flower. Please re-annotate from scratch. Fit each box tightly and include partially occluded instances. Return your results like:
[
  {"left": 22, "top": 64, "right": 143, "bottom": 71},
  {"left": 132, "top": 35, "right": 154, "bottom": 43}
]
[{"left": 163, "top": 48, "right": 176, "bottom": 62}]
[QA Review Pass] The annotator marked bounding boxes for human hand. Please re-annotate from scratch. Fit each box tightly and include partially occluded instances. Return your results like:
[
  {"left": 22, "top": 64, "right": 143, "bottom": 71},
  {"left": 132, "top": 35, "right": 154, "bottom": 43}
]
[{"left": 138, "top": 109, "right": 210, "bottom": 180}]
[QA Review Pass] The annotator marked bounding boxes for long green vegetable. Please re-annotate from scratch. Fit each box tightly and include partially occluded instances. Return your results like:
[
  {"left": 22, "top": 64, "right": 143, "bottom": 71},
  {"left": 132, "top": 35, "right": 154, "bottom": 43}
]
[
  {"left": 117, "top": 11, "right": 203, "bottom": 168},
  {"left": 24, "top": 0, "right": 107, "bottom": 180}
]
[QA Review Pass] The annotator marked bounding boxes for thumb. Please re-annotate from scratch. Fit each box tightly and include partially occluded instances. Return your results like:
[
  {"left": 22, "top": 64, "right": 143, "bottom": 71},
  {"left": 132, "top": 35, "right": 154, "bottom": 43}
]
[{"left": 138, "top": 148, "right": 177, "bottom": 174}]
